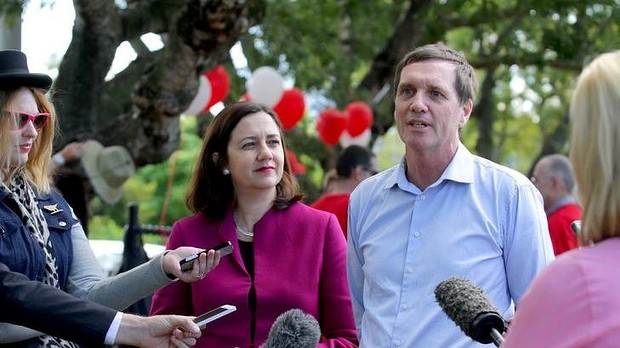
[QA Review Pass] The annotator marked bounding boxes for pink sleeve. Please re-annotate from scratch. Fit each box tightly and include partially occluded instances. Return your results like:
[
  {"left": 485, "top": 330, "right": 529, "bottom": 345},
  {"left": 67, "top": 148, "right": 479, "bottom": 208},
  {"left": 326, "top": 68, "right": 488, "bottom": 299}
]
[{"left": 503, "top": 252, "right": 597, "bottom": 347}]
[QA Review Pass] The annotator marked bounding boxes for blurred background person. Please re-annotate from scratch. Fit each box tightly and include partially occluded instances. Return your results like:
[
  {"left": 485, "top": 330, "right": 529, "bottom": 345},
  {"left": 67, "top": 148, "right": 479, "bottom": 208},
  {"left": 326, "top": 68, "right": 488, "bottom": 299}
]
[
  {"left": 503, "top": 50, "right": 620, "bottom": 347},
  {"left": 531, "top": 153, "right": 582, "bottom": 255},
  {"left": 150, "top": 102, "right": 358, "bottom": 347},
  {"left": 311, "top": 145, "right": 377, "bottom": 237}
]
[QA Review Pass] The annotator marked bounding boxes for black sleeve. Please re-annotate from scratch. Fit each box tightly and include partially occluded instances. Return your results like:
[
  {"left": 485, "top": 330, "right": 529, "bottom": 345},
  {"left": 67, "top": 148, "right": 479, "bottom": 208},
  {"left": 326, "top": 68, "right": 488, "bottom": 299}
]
[{"left": 0, "top": 262, "right": 116, "bottom": 347}]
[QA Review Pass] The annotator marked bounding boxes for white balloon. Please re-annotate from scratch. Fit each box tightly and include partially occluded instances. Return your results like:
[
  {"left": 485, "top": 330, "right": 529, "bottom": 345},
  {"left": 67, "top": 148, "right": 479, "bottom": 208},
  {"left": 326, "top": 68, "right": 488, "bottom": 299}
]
[
  {"left": 247, "top": 66, "right": 284, "bottom": 107},
  {"left": 339, "top": 128, "right": 371, "bottom": 148},
  {"left": 182, "top": 75, "right": 212, "bottom": 115}
]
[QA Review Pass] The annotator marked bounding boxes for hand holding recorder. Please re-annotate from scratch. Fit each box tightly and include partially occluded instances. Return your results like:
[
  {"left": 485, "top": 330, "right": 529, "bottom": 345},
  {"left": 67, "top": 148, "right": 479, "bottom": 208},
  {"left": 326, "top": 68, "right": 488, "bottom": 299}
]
[
  {"left": 161, "top": 242, "right": 231, "bottom": 282},
  {"left": 180, "top": 241, "right": 233, "bottom": 272}
]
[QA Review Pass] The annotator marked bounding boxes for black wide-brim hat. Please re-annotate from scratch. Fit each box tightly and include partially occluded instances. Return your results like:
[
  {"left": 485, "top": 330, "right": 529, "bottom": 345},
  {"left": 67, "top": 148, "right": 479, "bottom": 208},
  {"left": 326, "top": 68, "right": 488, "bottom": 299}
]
[{"left": 0, "top": 49, "right": 52, "bottom": 91}]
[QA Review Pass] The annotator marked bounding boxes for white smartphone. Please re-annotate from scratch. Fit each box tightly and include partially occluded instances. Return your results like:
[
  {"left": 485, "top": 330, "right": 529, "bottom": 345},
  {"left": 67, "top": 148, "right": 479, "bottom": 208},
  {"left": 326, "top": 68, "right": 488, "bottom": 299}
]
[
  {"left": 180, "top": 241, "right": 234, "bottom": 272},
  {"left": 193, "top": 304, "right": 237, "bottom": 326}
]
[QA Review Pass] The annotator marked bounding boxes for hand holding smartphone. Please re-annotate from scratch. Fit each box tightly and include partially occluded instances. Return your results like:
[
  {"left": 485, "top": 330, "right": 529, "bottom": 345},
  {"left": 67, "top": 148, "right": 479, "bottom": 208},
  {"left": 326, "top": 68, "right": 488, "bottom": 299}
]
[
  {"left": 193, "top": 304, "right": 237, "bottom": 326},
  {"left": 180, "top": 241, "right": 233, "bottom": 272}
]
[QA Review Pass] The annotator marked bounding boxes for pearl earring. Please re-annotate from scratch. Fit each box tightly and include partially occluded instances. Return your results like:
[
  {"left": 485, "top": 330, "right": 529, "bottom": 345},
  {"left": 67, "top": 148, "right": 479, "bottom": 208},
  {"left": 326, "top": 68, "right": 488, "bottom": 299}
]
[{"left": 223, "top": 169, "right": 230, "bottom": 175}]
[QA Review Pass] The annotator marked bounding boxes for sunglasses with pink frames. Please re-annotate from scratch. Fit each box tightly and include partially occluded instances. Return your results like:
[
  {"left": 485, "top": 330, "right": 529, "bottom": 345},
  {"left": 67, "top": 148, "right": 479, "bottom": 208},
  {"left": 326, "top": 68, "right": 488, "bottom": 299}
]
[{"left": 3, "top": 111, "right": 51, "bottom": 130}]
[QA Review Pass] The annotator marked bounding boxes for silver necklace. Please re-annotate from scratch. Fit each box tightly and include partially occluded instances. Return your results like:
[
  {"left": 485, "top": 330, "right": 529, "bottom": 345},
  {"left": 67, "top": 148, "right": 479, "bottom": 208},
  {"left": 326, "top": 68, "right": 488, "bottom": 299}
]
[
  {"left": 234, "top": 213, "right": 254, "bottom": 238},
  {"left": 235, "top": 224, "right": 254, "bottom": 238}
]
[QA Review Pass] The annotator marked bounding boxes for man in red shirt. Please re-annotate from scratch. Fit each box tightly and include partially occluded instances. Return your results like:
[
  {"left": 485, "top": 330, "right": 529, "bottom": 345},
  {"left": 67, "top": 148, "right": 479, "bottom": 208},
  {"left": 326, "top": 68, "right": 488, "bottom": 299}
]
[
  {"left": 532, "top": 154, "right": 582, "bottom": 255},
  {"left": 311, "top": 145, "right": 377, "bottom": 237}
]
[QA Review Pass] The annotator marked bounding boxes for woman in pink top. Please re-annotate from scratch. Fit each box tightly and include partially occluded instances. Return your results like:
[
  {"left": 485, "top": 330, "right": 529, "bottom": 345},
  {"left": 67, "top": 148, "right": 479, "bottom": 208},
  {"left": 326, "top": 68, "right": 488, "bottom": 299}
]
[
  {"left": 503, "top": 50, "right": 620, "bottom": 347},
  {"left": 150, "top": 102, "right": 358, "bottom": 348}
]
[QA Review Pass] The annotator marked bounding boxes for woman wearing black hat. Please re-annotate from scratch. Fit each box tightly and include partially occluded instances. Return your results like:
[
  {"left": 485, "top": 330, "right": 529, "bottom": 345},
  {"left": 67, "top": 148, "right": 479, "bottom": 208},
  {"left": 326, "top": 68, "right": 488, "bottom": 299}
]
[{"left": 0, "top": 49, "right": 219, "bottom": 347}]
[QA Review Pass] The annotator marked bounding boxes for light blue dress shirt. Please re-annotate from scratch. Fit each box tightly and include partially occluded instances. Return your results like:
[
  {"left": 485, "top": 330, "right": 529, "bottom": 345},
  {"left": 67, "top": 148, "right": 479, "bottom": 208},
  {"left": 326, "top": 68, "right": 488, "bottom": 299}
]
[{"left": 347, "top": 144, "right": 554, "bottom": 348}]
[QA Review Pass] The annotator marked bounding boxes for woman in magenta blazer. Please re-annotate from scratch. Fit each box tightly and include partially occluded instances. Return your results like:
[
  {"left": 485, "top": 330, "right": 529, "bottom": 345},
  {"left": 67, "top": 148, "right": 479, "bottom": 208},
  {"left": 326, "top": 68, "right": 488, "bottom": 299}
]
[{"left": 150, "top": 102, "right": 358, "bottom": 348}]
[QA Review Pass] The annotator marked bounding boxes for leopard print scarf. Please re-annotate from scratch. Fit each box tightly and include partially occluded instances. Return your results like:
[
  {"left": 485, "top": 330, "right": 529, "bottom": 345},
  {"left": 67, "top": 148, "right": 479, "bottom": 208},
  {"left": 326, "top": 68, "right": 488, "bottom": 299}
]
[{"left": 6, "top": 175, "right": 80, "bottom": 348}]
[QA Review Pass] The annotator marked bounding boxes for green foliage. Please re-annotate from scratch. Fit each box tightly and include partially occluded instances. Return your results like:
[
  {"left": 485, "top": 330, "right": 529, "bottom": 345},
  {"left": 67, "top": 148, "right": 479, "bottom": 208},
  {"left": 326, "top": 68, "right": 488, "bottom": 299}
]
[
  {"left": 89, "top": 215, "right": 166, "bottom": 245},
  {"left": 257, "top": 0, "right": 407, "bottom": 105},
  {"left": 88, "top": 215, "right": 124, "bottom": 240},
  {"left": 496, "top": 113, "right": 543, "bottom": 173}
]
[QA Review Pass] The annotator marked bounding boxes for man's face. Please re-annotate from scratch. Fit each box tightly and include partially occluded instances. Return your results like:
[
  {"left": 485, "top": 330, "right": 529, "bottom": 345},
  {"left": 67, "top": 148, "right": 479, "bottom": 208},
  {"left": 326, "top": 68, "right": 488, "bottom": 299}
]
[{"left": 394, "top": 60, "right": 472, "bottom": 156}]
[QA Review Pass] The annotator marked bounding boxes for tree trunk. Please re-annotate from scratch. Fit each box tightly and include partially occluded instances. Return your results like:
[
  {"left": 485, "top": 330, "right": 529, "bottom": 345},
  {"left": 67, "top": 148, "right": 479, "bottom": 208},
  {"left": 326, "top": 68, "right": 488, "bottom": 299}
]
[{"left": 53, "top": 0, "right": 266, "bottom": 166}]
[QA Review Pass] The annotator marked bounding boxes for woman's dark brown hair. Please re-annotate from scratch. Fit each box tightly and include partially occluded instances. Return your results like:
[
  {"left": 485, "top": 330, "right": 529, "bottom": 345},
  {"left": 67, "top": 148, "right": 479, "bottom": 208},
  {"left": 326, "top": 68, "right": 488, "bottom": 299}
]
[{"left": 186, "top": 101, "right": 303, "bottom": 220}]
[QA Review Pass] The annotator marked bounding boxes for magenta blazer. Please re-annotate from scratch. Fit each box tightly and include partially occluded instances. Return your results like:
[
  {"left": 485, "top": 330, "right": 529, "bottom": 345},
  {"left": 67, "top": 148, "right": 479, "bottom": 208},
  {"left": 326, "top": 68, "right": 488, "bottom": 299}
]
[{"left": 150, "top": 202, "right": 358, "bottom": 348}]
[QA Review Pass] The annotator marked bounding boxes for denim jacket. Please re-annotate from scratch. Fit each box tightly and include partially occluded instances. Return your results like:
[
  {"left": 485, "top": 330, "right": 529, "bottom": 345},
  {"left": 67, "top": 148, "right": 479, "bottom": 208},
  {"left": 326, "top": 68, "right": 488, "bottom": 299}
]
[{"left": 0, "top": 188, "right": 77, "bottom": 290}]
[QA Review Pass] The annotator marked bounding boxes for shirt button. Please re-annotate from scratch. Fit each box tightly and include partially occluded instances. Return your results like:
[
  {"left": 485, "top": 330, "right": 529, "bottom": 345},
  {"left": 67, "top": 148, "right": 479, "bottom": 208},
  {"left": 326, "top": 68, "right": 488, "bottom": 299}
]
[
  {"left": 407, "top": 267, "right": 413, "bottom": 273},
  {"left": 59, "top": 221, "right": 67, "bottom": 227},
  {"left": 393, "top": 340, "right": 401, "bottom": 346},
  {"left": 414, "top": 232, "right": 420, "bottom": 237},
  {"left": 419, "top": 194, "right": 426, "bottom": 200}
]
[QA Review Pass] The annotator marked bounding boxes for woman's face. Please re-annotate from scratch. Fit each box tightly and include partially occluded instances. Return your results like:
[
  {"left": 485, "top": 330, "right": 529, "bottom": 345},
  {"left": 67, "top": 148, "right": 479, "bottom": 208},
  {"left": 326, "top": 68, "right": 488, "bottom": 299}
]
[
  {"left": 7, "top": 88, "right": 42, "bottom": 169},
  {"left": 226, "top": 111, "right": 284, "bottom": 197}
]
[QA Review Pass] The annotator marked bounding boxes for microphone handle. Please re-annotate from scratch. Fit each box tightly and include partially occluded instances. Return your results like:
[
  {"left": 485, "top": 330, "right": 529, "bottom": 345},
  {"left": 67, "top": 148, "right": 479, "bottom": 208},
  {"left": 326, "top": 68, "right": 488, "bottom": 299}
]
[{"left": 490, "top": 327, "right": 504, "bottom": 347}]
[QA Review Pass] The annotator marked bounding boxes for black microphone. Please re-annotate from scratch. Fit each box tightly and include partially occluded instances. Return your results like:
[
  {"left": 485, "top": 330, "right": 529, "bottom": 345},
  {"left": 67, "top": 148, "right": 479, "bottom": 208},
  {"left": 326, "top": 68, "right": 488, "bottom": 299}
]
[
  {"left": 260, "top": 309, "right": 321, "bottom": 348},
  {"left": 434, "top": 277, "right": 507, "bottom": 347}
]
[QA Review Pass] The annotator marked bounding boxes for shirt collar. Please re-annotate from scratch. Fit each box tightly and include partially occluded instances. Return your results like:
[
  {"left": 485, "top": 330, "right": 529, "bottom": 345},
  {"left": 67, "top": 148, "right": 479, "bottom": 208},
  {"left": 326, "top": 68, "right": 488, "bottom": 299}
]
[
  {"left": 383, "top": 143, "right": 475, "bottom": 191},
  {"left": 441, "top": 143, "right": 474, "bottom": 184}
]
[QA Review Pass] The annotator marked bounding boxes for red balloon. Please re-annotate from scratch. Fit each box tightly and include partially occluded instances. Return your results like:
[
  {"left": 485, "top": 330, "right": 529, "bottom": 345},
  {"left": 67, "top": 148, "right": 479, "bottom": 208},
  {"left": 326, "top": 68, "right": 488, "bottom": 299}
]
[
  {"left": 203, "top": 65, "right": 230, "bottom": 111},
  {"left": 316, "top": 108, "right": 346, "bottom": 146},
  {"left": 273, "top": 88, "right": 305, "bottom": 130},
  {"left": 345, "top": 101, "right": 373, "bottom": 137}
]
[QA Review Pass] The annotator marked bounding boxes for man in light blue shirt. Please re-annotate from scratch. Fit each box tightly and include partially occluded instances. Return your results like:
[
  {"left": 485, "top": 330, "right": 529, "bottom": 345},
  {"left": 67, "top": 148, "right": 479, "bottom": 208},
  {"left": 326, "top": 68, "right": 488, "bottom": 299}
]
[{"left": 346, "top": 42, "right": 554, "bottom": 348}]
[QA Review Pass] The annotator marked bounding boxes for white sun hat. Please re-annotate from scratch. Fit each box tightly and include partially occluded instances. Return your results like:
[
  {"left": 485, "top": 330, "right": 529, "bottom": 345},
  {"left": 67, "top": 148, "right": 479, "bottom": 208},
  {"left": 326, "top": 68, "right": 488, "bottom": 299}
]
[{"left": 81, "top": 140, "right": 135, "bottom": 205}]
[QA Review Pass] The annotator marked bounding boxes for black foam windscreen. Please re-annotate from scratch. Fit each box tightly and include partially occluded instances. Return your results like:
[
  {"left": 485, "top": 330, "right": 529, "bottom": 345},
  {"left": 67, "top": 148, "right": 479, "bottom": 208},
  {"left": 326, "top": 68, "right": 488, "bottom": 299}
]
[
  {"left": 260, "top": 309, "right": 321, "bottom": 348},
  {"left": 434, "top": 276, "right": 506, "bottom": 344}
]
